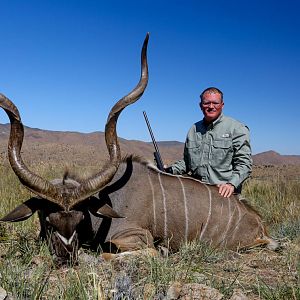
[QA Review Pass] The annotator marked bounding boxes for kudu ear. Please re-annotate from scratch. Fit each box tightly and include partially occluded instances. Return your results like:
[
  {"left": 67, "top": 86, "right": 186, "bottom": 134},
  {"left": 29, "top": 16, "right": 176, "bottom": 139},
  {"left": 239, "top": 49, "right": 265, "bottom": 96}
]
[
  {"left": 93, "top": 204, "right": 124, "bottom": 219},
  {"left": 0, "top": 197, "right": 40, "bottom": 222},
  {"left": 0, "top": 197, "right": 62, "bottom": 222},
  {"left": 74, "top": 195, "right": 124, "bottom": 219}
]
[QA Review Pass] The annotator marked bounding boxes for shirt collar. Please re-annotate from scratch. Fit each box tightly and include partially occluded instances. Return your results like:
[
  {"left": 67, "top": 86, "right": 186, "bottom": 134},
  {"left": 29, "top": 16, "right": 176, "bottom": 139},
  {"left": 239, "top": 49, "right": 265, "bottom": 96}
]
[{"left": 202, "top": 113, "right": 224, "bottom": 129}]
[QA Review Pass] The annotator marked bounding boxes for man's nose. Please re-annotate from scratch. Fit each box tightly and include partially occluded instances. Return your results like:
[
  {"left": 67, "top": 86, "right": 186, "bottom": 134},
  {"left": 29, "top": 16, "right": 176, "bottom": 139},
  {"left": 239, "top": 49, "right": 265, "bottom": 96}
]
[{"left": 208, "top": 102, "right": 214, "bottom": 108}]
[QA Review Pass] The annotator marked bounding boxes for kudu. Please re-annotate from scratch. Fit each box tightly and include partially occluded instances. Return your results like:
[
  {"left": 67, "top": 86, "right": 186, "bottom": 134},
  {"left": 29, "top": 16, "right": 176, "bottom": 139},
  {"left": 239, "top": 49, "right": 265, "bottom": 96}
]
[{"left": 0, "top": 34, "right": 277, "bottom": 266}]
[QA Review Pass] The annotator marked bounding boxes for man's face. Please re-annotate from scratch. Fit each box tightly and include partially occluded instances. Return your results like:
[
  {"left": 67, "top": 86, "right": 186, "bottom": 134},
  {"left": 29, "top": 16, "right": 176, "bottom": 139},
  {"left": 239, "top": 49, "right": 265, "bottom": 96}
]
[{"left": 200, "top": 92, "right": 224, "bottom": 123}]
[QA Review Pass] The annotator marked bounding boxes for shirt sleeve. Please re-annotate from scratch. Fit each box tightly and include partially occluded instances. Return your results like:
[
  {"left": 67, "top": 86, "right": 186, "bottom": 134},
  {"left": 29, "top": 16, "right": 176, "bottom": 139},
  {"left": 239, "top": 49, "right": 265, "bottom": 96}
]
[
  {"left": 228, "top": 125, "right": 252, "bottom": 188},
  {"left": 171, "top": 132, "right": 188, "bottom": 175}
]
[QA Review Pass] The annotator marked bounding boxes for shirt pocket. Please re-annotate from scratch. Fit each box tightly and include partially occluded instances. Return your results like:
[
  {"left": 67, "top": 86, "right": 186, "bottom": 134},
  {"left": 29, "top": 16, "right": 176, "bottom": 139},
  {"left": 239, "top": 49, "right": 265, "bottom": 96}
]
[
  {"left": 211, "top": 139, "right": 233, "bottom": 169},
  {"left": 185, "top": 140, "right": 201, "bottom": 171}
]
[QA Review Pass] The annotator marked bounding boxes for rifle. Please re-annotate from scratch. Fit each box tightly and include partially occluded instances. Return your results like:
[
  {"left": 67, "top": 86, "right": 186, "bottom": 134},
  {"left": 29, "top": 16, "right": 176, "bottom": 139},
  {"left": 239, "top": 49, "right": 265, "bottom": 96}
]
[{"left": 143, "top": 111, "right": 165, "bottom": 171}]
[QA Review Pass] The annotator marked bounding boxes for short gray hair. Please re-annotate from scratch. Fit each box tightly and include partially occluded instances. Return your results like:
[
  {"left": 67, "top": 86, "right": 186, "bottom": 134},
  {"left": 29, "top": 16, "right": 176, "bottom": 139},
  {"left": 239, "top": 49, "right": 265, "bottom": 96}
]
[{"left": 200, "top": 87, "right": 223, "bottom": 102}]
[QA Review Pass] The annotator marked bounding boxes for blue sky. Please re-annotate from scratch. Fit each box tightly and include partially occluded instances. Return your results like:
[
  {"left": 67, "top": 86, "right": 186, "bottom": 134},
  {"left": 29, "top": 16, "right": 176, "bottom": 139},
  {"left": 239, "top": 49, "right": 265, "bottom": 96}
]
[{"left": 0, "top": 0, "right": 299, "bottom": 155}]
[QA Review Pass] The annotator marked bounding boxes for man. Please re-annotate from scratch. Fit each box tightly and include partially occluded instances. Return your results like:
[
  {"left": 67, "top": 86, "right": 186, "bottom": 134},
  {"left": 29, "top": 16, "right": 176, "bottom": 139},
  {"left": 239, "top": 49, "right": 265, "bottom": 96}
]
[{"left": 166, "top": 87, "right": 252, "bottom": 198}]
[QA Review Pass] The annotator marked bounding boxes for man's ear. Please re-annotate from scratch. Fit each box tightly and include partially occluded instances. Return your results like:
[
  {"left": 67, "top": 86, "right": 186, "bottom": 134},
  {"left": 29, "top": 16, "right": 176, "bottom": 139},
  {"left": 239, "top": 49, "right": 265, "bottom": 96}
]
[
  {"left": 199, "top": 102, "right": 204, "bottom": 112},
  {"left": 0, "top": 197, "right": 41, "bottom": 222}
]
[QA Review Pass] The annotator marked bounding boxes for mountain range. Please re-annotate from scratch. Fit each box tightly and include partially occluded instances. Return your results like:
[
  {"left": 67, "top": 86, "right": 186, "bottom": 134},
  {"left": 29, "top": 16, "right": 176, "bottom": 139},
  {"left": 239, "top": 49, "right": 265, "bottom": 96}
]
[{"left": 0, "top": 124, "right": 299, "bottom": 166}]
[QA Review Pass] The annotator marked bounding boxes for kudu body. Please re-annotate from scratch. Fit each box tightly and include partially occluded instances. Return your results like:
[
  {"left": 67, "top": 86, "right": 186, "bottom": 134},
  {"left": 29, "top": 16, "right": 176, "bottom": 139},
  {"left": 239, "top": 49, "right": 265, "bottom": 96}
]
[
  {"left": 88, "top": 157, "right": 278, "bottom": 253},
  {"left": 0, "top": 34, "right": 277, "bottom": 266}
]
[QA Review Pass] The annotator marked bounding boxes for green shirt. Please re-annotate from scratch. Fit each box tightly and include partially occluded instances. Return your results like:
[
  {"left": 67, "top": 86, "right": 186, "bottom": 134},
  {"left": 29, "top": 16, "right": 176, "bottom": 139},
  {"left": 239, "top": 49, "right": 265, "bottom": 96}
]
[{"left": 171, "top": 113, "right": 252, "bottom": 188}]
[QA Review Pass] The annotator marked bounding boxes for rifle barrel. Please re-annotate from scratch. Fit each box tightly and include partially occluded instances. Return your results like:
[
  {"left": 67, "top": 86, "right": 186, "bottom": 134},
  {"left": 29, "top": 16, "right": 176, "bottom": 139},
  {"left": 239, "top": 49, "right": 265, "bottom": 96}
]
[
  {"left": 143, "top": 111, "right": 164, "bottom": 170},
  {"left": 143, "top": 111, "right": 159, "bottom": 152}
]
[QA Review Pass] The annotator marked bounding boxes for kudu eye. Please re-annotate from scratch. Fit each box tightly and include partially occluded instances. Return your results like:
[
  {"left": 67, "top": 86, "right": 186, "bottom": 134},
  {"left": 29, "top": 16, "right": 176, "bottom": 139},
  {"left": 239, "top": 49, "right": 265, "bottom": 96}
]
[
  {"left": 45, "top": 216, "right": 54, "bottom": 226},
  {"left": 45, "top": 216, "right": 57, "bottom": 231}
]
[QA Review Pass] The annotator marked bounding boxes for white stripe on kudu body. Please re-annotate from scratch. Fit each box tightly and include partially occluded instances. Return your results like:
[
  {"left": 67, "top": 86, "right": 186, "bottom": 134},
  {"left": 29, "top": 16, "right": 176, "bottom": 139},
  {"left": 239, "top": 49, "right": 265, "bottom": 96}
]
[
  {"left": 147, "top": 172, "right": 157, "bottom": 234},
  {"left": 178, "top": 177, "right": 189, "bottom": 242},
  {"left": 221, "top": 198, "right": 236, "bottom": 246},
  {"left": 199, "top": 184, "right": 213, "bottom": 240},
  {"left": 158, "top": 173, "right": 168, "bottom": 241},
  {"left": 230, "top": 200, "right": 243, "bottom": 242}
]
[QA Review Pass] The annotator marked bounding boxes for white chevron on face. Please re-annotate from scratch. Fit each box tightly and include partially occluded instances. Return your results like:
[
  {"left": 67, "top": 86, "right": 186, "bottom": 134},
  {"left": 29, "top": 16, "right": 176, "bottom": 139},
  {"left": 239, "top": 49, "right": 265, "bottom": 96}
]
[{"left": 55, "top": 231, "right": 76, "bottom": 246}]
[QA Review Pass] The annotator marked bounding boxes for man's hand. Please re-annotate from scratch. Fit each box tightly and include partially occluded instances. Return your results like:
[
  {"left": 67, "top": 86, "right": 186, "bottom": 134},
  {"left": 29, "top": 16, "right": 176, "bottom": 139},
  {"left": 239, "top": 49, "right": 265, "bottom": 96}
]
[
  {"left": 163, "top": 165, "right": 173, "bottom": 174},
  {"left": 217, "top": 183, "right": 235, "bottom": 198}
]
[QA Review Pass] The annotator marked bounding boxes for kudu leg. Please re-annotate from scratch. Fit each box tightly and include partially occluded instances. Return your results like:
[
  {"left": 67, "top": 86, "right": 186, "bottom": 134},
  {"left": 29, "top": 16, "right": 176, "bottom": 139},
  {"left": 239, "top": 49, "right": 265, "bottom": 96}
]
[
  {"left": 101, "top": 227, "right": 157, "bottom": 260},
  {"left": 101, "top": 248, "right": 158, "bottom": 261}
]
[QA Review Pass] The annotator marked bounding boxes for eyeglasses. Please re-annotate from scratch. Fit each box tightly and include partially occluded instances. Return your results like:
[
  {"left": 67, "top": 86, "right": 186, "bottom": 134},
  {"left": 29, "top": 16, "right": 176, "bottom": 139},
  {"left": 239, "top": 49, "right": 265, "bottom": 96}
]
[{"left": 201, "top": 101, "right": 223, "bottom": 108}]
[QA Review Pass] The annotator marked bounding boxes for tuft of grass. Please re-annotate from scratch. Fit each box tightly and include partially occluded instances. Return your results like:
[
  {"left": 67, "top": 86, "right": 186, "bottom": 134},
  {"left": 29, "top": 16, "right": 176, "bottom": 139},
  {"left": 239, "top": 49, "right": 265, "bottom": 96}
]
[
  {"left": 138, "top": 241, "right": 227, "bottom": 297},
  {"left": 272, "top": 219, "right": 300, "bottom": 241},
  {"left": 243, "top": 175, "right": 300, "bottom": 240},
  {"left": 254, "top": 278, "right": 300, "bottom": 300},
  {"left": 0, "top": 239, "right": 51, "bottom": 299}
]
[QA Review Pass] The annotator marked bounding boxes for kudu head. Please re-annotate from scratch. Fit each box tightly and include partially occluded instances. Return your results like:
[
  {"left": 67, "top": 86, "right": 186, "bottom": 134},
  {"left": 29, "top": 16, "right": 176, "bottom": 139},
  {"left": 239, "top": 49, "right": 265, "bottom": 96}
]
[{"left": 0, "top": 33, "right": 149, "bottom": 266}]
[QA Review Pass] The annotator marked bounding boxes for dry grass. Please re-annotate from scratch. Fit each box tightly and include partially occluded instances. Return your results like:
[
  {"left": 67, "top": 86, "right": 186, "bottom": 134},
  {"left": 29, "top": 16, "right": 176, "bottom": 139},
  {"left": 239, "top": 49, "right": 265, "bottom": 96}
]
[{"left": 0, "top": 163, "right": 299, "bottom": 299}]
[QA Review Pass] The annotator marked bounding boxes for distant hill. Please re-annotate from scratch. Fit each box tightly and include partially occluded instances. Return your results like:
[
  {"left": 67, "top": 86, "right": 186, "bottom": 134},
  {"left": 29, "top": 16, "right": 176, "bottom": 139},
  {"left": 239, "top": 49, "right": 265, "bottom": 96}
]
[
  {"left": 0, "top": 124, "right": 299, "bottom": 166},
  {"left": 252, "top": 150, "right": 300, "bottom": 166},
  {"left": 0, "top": 124, "right": 183, "bottom": 167}
]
